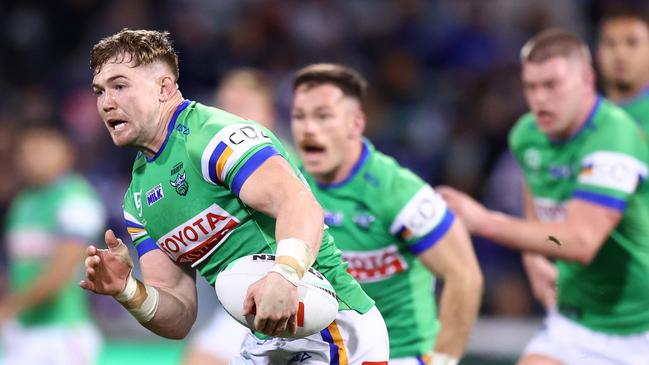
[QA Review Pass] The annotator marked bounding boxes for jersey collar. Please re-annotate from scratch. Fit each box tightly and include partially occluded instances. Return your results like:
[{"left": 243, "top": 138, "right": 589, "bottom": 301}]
[
  {"left": 317, "top": 139, "right": 371, "bottom": 189},
  {"left": 146, "top": 99, "right": 191, "bottom": 162}
]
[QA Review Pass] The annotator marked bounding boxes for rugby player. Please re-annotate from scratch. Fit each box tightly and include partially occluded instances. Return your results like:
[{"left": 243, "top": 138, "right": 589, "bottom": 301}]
[
  {"left": 291, "top": 63, "right": 483, "bottom": 365},
  {"left": 439, "top": 29, "right": 649, "bottom": 365},
  {"left": 81, "top": 29, "right": 389, "bottom": 364}
]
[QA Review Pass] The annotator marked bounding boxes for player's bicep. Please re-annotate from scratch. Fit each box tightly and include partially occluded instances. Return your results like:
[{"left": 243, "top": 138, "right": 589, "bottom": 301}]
[
  {"left": 238, "top": 155, "right": 310, "bottom": 217},
  {"left": 417, "top": 218, "right": 478, "bottom": 280},
  {"left": 564, "top": 198, "right": 621, "bottom": 249}
]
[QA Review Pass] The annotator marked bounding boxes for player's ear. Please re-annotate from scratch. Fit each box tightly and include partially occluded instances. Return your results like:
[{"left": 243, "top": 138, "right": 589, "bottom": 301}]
[
  {"left": 159, "top": 75, "right": 178, "bottom": 102},
  {"left": 350, "top": 109, "right": 366, "bottom": 138}
]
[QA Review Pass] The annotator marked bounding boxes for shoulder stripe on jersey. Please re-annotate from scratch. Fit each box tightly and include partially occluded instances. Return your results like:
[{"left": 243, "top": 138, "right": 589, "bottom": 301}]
[
  {"left": 136, "top": 237, "right": 159, "bottom": 257},
  {"left": 408, "top": 210, "right": 455, "bottom": 255},
  {"left": 573, "top": 190, "right": 626, "bottom": 212},
  {"left": 231, "top": 146, "right": 280, "bottom": 196},
  {"left": 207, "top": 141, "right": 232, "bottom": 184}
]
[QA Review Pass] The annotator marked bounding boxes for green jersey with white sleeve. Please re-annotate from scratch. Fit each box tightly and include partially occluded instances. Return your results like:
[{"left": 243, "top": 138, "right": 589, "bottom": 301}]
[
  {"left": 510, "top": 97, "right": 649, "bottom": 334},
  {"left": 5, "top": 174, "right": 106, "bottom": 326},
  {"left": 122, "top": 100, "right": 373, "bottom": 314},
  {"left": 302, "top": 141, "right": 455, "bottom": 359}
]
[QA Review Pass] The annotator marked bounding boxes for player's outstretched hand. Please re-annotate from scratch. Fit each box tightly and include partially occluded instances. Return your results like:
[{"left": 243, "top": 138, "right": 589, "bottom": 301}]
[
  {"left": 243, "top": 271, "right": 299, "bottom": 337},
  {"left": 436, "top": 185, "right": 490, "bottom": 235},
  {"left": 79, "top": 229, "right": 134, "bottom": 296}
]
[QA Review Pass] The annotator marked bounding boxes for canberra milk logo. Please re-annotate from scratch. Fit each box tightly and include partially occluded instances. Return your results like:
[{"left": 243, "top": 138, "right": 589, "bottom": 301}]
[
  {"left": 170, "top": 162, "right": 189, "bottom": 196},
  {"left": 146, "top": 184, "right": 164, "bottom": 206},
  {"left": 324, "top": 211, "right": 344, "bottom": 226}
]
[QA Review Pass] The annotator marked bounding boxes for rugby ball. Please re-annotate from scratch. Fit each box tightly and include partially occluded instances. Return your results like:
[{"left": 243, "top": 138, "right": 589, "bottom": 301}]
[{"left": 215, "top": 254, "right": 338, "bottom": 338}]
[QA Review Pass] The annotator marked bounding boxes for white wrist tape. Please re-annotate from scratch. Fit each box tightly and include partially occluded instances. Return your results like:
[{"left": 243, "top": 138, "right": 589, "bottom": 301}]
[
  {"left": 430, "top": 352, "right": 459, "bottom": 365},
  {"left": 114, "top": 275, "right": 160, "bottom": 323},
  {"left": 275, "top": 238, "right": 313, "bottom": 277},
  {"left": 270, "top": 263, "right": 300, "bottom": 286}
]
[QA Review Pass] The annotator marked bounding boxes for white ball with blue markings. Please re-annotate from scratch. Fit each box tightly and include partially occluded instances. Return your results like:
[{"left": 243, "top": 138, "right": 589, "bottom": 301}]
[{"left": 215, "top": 254, "right": 338, "bottom": 338}]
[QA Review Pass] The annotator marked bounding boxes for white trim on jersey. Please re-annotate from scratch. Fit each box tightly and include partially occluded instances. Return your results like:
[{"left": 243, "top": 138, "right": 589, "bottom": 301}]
[
  {"left": 578, "top": 151, "right": 648, "bottom": 194},
  {"left": 200, "top": 123, "right": 273, "bottom": 186},
  {"left": 389, "top": 185, "right": 448, "bottom": 240}
]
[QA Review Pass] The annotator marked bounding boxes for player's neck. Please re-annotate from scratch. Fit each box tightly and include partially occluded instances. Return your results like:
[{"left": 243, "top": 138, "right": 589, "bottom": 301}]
[
  {"left": 562, "top": 92, "right": 597, "bottom": 140},
  {"left": 316, "top": 141, "right": 363, "bottom": 186},
  {"left": 606, "top": 80, "right": 649, "bottom": 103},
  {"left": 141, "top": 92, "right": 184, "bottom": 158}
]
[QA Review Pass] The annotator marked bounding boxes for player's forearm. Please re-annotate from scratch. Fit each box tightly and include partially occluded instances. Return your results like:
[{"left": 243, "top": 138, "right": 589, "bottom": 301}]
[
  {"left": 434, "top": 267, "right": 482, "bottom": 357},
  {"left": 138, "top": 285, "right": 197, "bottom": 339},
  {"left": 275, "top": 189, "right": 324, "bottom": 258},
  {"left": 3, "top": 244, "right": 85, "bottom": 316},
  {"left": 1, "top": 274, "right": 69, "bottom": 316},
  {"left": 480, "top": 211, "right": 596, "bottom": 263}
]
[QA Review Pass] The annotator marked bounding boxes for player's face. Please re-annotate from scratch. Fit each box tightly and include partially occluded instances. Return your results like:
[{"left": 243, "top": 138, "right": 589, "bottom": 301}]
[
  {"left": 522, "top": 57, "right": 590, "bottom": 138},
  {"left": 598, "top": 18, "right": 649, "bottom": 90},
  {"left": 92, "top": 55, "right": 164, "bottom": 147},
  {"left": 17, "top": 136, "right": 71, "bottom": 186},
  {"left": 217, "top": 84, "right": 274, "bottom": 129},
  {"left": 291, "top": 84, "right": 361, "bottom": 178}
]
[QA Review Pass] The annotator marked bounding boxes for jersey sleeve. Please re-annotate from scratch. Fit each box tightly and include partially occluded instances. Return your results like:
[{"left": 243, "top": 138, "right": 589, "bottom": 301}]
[
  {"left": 573, "top": 114, "right": 649, "bottom": 211},
  {"left": 384, "top": 167, "right": 455, "bottom": 255},
  {"left": 55, "top": 187, "right": 106, "bottom": 243},
  {"left": 195, "top": 122, "right": 282, "bottom": 196},
  {"left": 123, "top": 188, "right": 158, "bottom": 258}
]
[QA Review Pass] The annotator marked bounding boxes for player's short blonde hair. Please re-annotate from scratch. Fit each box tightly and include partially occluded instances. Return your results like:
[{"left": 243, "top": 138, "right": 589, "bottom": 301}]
[
  {"left": 521, "top": 29, "right": 591, "bottom": 64},
  {"left": 90, "top": 28, "right": 179, "bottom": 79}
]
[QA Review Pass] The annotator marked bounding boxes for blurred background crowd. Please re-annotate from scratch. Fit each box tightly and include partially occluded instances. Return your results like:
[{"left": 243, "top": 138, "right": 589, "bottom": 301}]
[{"left": 0, "top": 0, "right": 644, "bottom": 363}]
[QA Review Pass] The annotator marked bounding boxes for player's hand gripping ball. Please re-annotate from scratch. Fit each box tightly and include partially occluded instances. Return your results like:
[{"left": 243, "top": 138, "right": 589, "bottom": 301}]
[{"left": 215, "top": 254, "right": 338, "bottom": 338}]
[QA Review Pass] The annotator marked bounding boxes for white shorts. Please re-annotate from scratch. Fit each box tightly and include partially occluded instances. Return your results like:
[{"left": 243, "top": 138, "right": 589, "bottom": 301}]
[
  {"left": 524, "top": 311, "right": 649, "bottom": 365},
  {"left": 189, "top": 307, "right": 250, "bottom": 359},
  {"left": 231, "top": 306, "right": 389, "bottom": 365},
  {"left": 0, "top": 321, "right": 102, "bottom": 365}
]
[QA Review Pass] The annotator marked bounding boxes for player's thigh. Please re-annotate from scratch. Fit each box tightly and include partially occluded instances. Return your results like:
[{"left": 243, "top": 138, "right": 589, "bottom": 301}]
[
  {"left": 333, "top": 306, "right": 389, "bottom": 364},
  {"left": 517, "top": 354, "right": 565, "bottom": 365}
]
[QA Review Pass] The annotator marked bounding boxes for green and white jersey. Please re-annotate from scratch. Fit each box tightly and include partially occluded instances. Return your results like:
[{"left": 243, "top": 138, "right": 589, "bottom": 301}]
[
  {"left": 123, "top": 100, "right": 373, "bottom": 313},
  {"left": 5, "top": 174, "right": 106, "bottom": 326},
  {"left": 510, "top": 97, "right": 649, "bottom": 334},
  {"left": 302, "top": 141, "right": 455, "bottom": 359},
  {"left": 618, "top": 85, "right": 649, "bottom": 138}
]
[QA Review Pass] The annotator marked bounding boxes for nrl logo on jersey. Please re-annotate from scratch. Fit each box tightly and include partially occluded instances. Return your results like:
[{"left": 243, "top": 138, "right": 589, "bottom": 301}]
[
  {"left": 170, "top": 162, "right": 189, "bottom": 196},
  {"left": 324, "top": 211, "right": 343, "bottom": 226}
]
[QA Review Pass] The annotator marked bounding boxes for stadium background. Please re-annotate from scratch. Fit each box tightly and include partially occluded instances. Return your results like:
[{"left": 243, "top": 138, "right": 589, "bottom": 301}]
[{"left": 0, "top": 0, "right": 639, "bottom": 364}]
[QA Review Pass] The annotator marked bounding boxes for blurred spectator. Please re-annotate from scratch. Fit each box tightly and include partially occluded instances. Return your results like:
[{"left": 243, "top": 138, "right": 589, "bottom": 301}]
[{"left": 1, "top": 128, "right": 105, "bottom": 365}]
